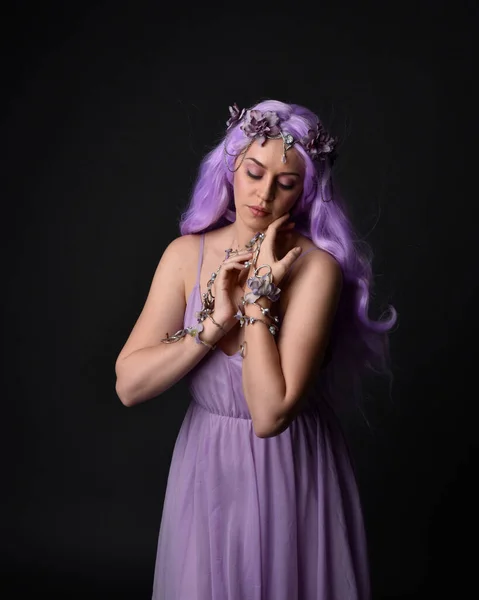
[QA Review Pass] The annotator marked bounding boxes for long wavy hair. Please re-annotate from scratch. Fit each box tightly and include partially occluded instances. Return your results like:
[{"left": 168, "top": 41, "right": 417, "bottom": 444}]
[{"left": 179, "top": 100, "right": 397, "bottom": 409}]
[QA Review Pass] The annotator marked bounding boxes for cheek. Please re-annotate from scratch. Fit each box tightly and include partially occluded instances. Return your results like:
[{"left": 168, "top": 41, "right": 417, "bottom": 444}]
[
  {"left": 283, "top": 186, "right": 301, "bottom": 202},
  {"left": 282, "top": 189, "right": 302, "bottom": 210},
  {"left": 234, "top": 174, "right": 253, "bottom": 197}
]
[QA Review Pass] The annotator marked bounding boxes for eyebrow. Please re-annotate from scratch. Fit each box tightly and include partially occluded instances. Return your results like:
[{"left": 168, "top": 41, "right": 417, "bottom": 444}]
[{"left": 246, "top": 157, "right": 301, "bottom": 177}]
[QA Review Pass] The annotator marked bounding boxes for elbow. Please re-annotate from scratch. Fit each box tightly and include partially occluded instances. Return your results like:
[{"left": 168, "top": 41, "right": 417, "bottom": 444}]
[
  {"left": 253, "top": 415, "right": 290, "bottom": 439},
  {"left": 115, "top": 378, "right": 134, "bottom": 407},
  {"left": 252, "top": 400, "right": 300, "bottom": 438},
  {"left": 115, "top": 358, "right": 138, "bottom": 407},
  {"left": 254, "top": 429, "right": 278, "bottom": 439},
  {"left": 115, "top": 370, "right": 164, "bottom": 407},
  {"left": 253, "top": 424, "right": 272, "bottom": 439}
]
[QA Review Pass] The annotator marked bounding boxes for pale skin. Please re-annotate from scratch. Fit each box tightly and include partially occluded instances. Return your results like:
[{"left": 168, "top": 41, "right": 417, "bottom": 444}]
[{"left": 115, "top": 138, "right": 342, "bottom": 438}]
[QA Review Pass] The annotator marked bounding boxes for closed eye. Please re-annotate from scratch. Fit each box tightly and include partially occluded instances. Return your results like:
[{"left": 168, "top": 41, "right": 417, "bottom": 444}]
[{"left": 246, "top": 170, "right": 295, "bottom": 190}]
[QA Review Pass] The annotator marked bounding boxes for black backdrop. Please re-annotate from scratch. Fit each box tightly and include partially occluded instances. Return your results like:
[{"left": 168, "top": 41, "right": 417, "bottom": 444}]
[{"left": 2, "top": 1, "right": 478, "bottom": 598}]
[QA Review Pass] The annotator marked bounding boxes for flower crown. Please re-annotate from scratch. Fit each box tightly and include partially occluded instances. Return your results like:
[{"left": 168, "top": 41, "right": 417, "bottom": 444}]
[{"left": 225, "top": 103, "right": 337, "bottom": 164}]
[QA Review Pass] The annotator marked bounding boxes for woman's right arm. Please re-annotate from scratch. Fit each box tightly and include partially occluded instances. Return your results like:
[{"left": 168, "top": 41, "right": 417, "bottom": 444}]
[{"left": 114, "top": 235, "right": 229, "bottom": 407}]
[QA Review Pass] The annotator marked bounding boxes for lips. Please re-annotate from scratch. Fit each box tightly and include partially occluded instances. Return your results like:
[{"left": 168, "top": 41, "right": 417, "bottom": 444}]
[{"left": 249, "top": 205, "right": 270, "bottom": 215}]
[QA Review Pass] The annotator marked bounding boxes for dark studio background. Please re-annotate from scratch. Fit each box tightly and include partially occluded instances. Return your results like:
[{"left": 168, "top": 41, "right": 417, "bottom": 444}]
[{"left": 2, "top": 1, "right": 478, "bottom": 598}]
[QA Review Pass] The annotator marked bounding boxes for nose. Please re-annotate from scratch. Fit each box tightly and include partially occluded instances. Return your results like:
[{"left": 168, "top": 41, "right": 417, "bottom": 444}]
[{"left": 257, "top": 177, "right": 275, "bottom": 202}]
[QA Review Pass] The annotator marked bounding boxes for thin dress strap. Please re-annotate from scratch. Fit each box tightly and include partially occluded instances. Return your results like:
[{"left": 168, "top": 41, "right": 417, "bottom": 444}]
[
  {"left": 296, "top": 247, "right": 319, "bottom": 261},
  {"left": 286, "top": 247, "right": 319, "bottom": 271},
  {"left": 195, "top": 233, "right": 206, "bottom": 288},
  {"left": 282, "top": 247, "right": 320, "bottom": 285}
]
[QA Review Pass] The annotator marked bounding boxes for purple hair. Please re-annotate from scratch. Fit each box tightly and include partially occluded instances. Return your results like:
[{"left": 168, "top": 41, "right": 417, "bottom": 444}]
[{"left": 179, "top": 100, "right": 397, "bottom": 408}]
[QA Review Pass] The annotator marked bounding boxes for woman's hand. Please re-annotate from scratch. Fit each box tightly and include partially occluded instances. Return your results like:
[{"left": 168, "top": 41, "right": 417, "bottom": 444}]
[
  {"left": 211, "top": 250, "right": 254, "bottom": 324},
  {"left": 245, "top": 213, "right": 301, "bottom": 288},
  {"left": 210, "top": 214, "right": 299, "bottom": 324}
]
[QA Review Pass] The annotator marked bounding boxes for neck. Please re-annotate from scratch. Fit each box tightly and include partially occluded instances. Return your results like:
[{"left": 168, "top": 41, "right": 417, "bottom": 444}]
[{"left": 224, "top": 217, "right": 267, "bottom": 252}]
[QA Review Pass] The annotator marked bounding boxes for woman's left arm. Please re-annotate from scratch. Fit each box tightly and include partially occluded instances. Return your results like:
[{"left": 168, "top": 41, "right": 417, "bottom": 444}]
[{"left": 242, "top": 251, "right": 343, "bottom": 438}]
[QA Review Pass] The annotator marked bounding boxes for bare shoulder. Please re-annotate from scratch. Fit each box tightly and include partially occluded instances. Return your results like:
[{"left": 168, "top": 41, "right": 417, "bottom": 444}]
[
  {"left": 288, "top": 233, "right": 341, "bottom": 277},
  {"left": 280, "top": 234, "right": 342, "bottom": 309},
  {"left": 168, "top": 228, "right": 231, "bottom": 299},
  {"left": 165, "top": 231, "right": 208, "bottom": 264},
  {"left": 165, "top": 233, "right": 203, "bottom": 299},
  {"left": 165, "top": 232, "right": 198, "bottom": 260}
]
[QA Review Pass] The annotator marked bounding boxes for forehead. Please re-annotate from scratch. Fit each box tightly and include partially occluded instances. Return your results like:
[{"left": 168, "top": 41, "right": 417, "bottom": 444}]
[{"left": 243, "top": 138, "right": 305, "bottom": 174}]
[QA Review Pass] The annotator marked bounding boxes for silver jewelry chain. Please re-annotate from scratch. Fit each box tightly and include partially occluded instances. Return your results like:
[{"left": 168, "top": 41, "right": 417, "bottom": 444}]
[{"left": 195, "top": 231, "right": 265, "bottom": 324}]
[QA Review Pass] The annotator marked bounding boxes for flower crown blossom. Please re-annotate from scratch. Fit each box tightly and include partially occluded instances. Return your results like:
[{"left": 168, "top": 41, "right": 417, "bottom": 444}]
[
  {"left": 226, "top": 103, "right": 246, "bottom": 129},
  {"left": 225, "top": 102, "right": 337, "bottom": 162},
  {"left": 300, "top": 125, "right": 337, "bottom": 162}
]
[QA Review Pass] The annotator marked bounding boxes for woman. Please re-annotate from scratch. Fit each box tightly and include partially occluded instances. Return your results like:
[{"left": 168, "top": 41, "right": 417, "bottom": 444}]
[{"left": 115, "top": 100, "right": 396, "bottom": 599}]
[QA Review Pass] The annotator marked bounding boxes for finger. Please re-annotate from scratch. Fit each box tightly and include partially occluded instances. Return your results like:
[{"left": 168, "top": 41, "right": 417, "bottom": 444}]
[
  {"left": 218, "top": 261, "right": 251, "bottom": 273},
  {"left": 228, "top": 261, "right": 251, "bottom": 268},
  {"left": 222, "top": 251, "right": 253, "bottom": 263},
  {"left": 266, "top": 215, "right": 292, "bottom": 247},
  {"left": 264, "top": 217, "right": 288, "bottom": 251},
  {"left": 270, "top": 213, "right": 291, "bottom": 228},
  {"left": 213, "top": 261, "right": 251, "bottom": 292},
  {"left": 280, "top": 246, "right": 302, "bottom": 270}
]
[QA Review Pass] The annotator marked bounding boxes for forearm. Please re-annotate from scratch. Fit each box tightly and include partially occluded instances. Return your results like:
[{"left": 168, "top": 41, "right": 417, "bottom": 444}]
[
  {"left": 241, "top": 299, "right": 287, "bottom": 436},
  {"left": 116, "top": 317, "right": 232, "bottom": 407}
]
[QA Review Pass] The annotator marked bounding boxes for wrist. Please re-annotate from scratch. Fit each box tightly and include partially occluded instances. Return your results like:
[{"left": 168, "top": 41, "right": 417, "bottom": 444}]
[
  {"left": 218, "top": 313, "right": 241, "bottom": 332},
  {"left": 244, "top": 296, "right": 273, "bottom": 314},
  {"left": 243, "top": 297, "right": 281, "bottom": 331},
  {"left": 206, "top": 312, "right": 237, "bottom": 335},
  {"left": 195, "top": 317, "right": 225, "bottom": 349}
]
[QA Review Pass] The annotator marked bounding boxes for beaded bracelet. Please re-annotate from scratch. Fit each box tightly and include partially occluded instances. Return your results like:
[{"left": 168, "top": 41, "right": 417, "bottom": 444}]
[
  {"left": 232, "top": 262, "right": 282, "bottom": 336},
  {"left": 160, "top": 323, "right": 216, "bottom": 350},
  {"left": 206, "top": 313, "right": 227, "bottom": 334},
  {"left": 241, "top": 296, "right": 281, "bottom": 327},
  {"left": 234, "top": 311, "right": 280, "bottom": 336}
]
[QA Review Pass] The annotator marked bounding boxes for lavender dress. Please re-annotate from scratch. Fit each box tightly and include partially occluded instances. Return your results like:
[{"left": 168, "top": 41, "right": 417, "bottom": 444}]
[{"left": 151, "top": 233, "right": 370, "bottom": 600}]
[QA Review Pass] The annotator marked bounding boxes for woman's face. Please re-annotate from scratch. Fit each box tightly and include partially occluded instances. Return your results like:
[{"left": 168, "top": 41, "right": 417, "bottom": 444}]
[{"left": 233, "top": 137, "right": 305, "bottom": 226}]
